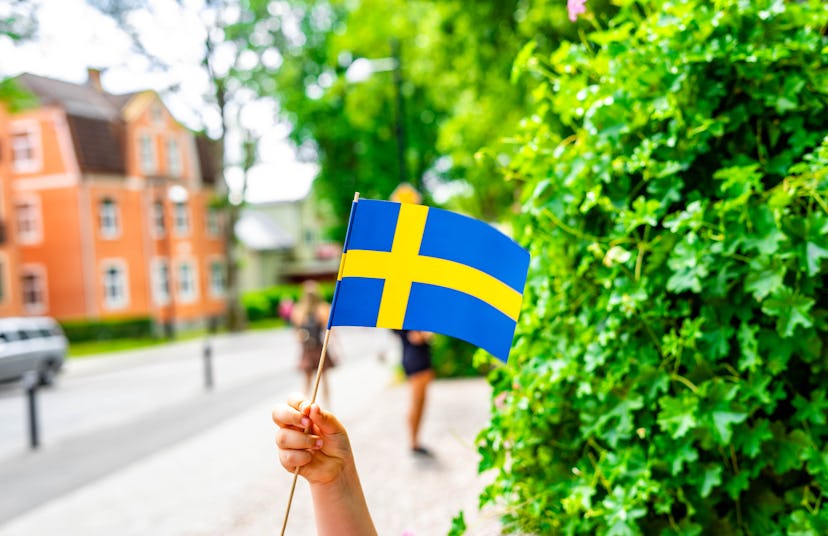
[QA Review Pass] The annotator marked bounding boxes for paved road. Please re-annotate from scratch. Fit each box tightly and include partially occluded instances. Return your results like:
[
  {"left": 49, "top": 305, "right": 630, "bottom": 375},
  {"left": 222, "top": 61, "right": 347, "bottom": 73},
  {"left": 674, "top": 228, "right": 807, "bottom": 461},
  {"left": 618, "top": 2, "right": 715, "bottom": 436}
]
[{"left": 0, "top": 327, "right": 395, "bottom": 524}]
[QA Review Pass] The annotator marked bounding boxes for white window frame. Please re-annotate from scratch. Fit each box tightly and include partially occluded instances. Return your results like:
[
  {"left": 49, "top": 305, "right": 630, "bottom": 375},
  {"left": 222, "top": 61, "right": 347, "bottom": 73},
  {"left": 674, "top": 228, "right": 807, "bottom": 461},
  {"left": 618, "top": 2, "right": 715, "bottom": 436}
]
[
  {"left": 139, "top": 132, "right": 157, "bottom": 174},
  {"left": 21, "top": 264, "right": 47, "bottom": 315},
  {"left": 176, "top": 259, "right": 198, "bottom": 303},
  {"left": 15, "top": 195, "right": 43, "bottom": 245},
  {"left": 206, "top": 207, "right": 221, "bottom": 237},
  {"left": 166, "top": 136, "right": 182, "bottom": 177},
  {"left": 0, "top": 252, "right": 7, "bottom": 304},
  {"left": 10, "top": 120, "right": 42, "bottom": 173},
  {"left": 101, "top": 259, "right": 130, "bottom": 310},
  {"left": 173, "top": 201, "right": 190, "bottom": 236},
  {"left": 99, "top": 197, "right": 121, "bottom": 239},
  {"left": 151, "top": 257, "right": 171, "bottom": 305},
  {"left": 208, "top": 258, "right": 226, "bottom": 298},
  {"left": 152, "top": 199, "right": 166, "bottom": 237}
]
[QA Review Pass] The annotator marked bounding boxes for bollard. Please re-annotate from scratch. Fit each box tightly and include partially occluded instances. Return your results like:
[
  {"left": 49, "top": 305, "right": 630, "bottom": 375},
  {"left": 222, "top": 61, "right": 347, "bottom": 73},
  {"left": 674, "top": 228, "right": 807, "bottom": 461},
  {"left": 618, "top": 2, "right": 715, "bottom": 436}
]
[
  {"left": 203, "top": 337, "right": 214, "bottom": 391},
  {"left": 22, "top": 370, "right": 40, "bottom": 449}
]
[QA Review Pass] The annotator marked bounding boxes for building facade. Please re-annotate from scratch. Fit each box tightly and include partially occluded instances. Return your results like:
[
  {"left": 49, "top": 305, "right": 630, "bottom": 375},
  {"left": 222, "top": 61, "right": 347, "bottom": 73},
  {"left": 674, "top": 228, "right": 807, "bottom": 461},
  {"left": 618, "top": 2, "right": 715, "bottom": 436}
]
[
  {"left": 0, "top": 70, "right": 226, "bottom": 331},
  {"left": 235, "top": 197, "right": 341, "bottom": 291}
]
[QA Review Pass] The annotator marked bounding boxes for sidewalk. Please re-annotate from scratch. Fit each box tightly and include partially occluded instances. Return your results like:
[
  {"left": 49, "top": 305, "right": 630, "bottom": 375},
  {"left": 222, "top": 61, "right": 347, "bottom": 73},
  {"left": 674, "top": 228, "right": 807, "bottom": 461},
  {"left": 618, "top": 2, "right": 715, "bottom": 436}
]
[{"left": 0, "top": 349, "right": 506, "bottom": 535}]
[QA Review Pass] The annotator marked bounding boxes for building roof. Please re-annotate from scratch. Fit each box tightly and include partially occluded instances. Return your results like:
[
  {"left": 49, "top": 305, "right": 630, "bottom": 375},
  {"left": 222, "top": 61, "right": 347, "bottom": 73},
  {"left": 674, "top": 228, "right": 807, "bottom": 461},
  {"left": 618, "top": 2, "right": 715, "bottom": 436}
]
[
  {"left": 235, "top": 209, "right": 295, "bottom": 251},
  {"left": 13, "top": 72, "right": 221, "bottom": 183},
  {"left": 16, "top": 73, "right": 126, "bottom": 121}
]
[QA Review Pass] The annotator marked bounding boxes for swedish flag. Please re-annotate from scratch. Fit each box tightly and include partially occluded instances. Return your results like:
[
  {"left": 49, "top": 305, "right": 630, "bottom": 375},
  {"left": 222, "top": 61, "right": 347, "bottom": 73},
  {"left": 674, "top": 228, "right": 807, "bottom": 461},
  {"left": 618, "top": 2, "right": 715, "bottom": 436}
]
[{"left": 328, "top": 198, "right": 530, "bottom": 362}]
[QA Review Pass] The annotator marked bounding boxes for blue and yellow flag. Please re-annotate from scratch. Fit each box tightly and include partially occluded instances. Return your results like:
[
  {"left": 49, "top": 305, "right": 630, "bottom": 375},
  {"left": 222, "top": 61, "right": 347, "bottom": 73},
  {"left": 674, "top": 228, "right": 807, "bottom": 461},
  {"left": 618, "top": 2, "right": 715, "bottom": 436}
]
[{"left": 328, "top": 198, "right": 530, "bottom": 362}]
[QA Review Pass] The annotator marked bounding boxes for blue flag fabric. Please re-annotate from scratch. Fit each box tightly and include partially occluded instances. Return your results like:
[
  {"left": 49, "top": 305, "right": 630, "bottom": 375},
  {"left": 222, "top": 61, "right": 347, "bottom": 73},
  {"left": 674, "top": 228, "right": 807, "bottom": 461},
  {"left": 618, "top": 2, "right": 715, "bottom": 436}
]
[{"left": 328, "top": 198, "right": 530, "bottom": 362}]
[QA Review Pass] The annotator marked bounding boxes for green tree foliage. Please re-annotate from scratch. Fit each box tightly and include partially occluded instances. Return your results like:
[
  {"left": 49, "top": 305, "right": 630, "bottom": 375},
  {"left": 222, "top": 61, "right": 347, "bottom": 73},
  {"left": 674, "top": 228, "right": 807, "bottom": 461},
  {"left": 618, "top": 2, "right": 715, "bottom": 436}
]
[
  {"left": 0, "top": 0, "right": 38, "bottom": 109},
  {"left": 245, "top": 0, "right": 602, "bottom": 237},
  {"left": 478, "top": 0, "right": 828, "bottom": 534}
]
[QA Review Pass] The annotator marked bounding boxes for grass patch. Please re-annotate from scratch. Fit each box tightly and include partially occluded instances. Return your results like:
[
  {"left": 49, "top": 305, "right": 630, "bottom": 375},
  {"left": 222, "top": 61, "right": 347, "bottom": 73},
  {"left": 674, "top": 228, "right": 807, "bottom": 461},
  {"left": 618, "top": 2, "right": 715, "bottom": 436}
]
[
  {"left": 247, "top": 318, "right": 288, "bottom": 331},
  {"left": 68, "top": 321, "right": 289, "bottom": 358},
  {"left": 68, "top": 338, "right": 167, "bottom": 358}
]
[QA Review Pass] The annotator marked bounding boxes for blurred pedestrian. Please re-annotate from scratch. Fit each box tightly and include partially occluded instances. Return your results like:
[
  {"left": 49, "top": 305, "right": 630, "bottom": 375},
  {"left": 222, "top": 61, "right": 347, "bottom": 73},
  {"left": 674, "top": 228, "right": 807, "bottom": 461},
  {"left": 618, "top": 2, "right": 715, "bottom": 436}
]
[
  {"left": 291, "top": 281, "right": 336, "bottom": 406},
  {"left": 397, "top": 330, "right": 435, "bottom": 456},
  {"left": 278, "top": 297, "right": 294, "bottom": 325}
]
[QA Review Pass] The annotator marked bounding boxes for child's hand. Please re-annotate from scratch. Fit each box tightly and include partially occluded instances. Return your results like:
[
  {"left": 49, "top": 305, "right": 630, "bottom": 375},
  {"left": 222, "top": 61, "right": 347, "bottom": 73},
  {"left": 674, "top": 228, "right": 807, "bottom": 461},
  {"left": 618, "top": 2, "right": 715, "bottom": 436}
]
[{"left": 272, "top": 393, "right": 352, "bottom": 485}]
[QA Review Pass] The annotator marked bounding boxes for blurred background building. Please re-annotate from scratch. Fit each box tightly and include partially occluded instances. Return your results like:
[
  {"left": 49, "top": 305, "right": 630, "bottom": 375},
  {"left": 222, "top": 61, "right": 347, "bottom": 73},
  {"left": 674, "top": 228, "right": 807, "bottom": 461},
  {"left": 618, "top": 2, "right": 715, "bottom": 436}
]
[
  {"left": 235, "top": 198, "right": 341, "bottom": 291},
  {"left": 0, "top": 69, "right": 226, "bottom": 332}
]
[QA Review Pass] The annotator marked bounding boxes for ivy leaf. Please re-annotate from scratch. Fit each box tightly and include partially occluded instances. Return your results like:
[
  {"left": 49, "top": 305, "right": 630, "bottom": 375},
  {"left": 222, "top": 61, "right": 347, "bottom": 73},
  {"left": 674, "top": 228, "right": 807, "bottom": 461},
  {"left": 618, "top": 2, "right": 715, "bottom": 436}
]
[
  {"left": 699, "top": 465, "right": 723, "bottom": 498},
  {"left": 658, "top": 393, "right": 698, "bottom": 438},
  {"left": 712, "top": 410, "right": 748, "bottom": 444},
  {"left": 667, "top": 232, "right": 709, "bottom": 293},
  {"left": 744, "top": 258, "right": 786, "bottom": 301},
  {"left": 792, "top": 390, "right": 828, "bottom": 426},
  {"left": 743, "top": 205, "right": 786, "bottom": 255},
  {"left": 737, "top": 322, "right": 761, "bottom": 372},
  {"left": 805, "top": 241, "right": 828, "bottom": 276},
  {"left": 735, "top": 418, "right": 773, "bottom": 459},
  {"left": 761, "top": 288, "right": 815, "bottom": 337}
]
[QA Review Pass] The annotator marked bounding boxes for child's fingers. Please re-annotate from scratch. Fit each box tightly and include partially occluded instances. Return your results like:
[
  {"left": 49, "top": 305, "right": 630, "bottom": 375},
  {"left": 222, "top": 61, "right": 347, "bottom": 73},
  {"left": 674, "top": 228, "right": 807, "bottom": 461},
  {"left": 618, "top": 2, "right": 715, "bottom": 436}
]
[
  {"left": 279, "top": 448, "right": 312, "bottom": 470},
  {"left": 272, "top": 402, "right": 311, "bottom": 430},
  {"left": 275, "top": 428, "right": 323, "bottom": 451},
  {"left": 286, "top": 392, "right": 311, "bottom": 413}
]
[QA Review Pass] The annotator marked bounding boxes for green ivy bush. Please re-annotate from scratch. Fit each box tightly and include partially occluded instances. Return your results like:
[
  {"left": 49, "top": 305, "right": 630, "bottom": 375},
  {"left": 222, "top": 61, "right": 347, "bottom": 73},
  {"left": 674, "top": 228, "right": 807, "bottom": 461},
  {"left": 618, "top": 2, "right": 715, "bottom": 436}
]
[{"left": 478, "top": 1, "right": 828, "bottom": 534}]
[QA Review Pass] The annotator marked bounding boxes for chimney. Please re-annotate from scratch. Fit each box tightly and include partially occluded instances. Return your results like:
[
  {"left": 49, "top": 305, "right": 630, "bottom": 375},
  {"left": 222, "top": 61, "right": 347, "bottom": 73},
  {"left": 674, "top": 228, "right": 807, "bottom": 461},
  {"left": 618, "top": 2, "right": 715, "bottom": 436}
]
[{"left": 87, "top": 68, "right": 103, "bottom": 91}]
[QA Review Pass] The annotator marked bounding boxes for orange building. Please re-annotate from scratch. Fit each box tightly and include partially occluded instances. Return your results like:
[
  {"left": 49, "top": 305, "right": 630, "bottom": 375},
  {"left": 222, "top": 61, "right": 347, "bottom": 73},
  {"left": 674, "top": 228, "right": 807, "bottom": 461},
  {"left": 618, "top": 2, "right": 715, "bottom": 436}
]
[{"left": 0, "top": 70, "right": 226, "bottom": 332}]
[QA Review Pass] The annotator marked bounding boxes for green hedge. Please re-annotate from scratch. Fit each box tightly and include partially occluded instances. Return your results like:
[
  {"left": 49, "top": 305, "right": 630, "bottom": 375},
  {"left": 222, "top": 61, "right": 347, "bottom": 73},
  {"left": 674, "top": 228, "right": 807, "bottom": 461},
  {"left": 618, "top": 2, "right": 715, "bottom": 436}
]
[
  {"left": 241, "top": 282, "right": 337, "bottom": 323},
  {"left": 477, "top": 1, "right": 828, "bottom": 534},
  {"left": 431, "top": 335, "right": 492, "bottom": 378},
  {"left": 60, "top": 317, "right": 154, "bottom": 343}
]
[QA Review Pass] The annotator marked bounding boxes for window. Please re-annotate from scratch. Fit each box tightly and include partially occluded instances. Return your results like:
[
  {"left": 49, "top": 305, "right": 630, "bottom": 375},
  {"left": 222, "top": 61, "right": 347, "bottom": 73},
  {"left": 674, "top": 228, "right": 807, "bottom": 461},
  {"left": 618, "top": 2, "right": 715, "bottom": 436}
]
[
  {"left": 177, "top": 261, "right": 198, "bottom": 303},
  {"left": 152, "top": 258, "right": 171, "bottom": 305},
  {"left": 102, "top": 261, "right": 129, "bottom": 309},
  {"left": 206, "top": 207, "right": 221, "bottom": 237},
  {"left": 99, "top": 197, "right": 120, "bottom": 238},
  {"left": 0, "top": 257, "right": 5, "bottom": 303},
  {"left": 209, "top": 260, "right": 225, "bottom": 297},
  {"left": 166, "top": 137, "right": 181, "bottom": 176},
  {"left": 151, "top": 102, "right": 164, "bottom": 124},
  {"left": 21, "top": 267, "right": 46, "bottom": 314},
  {"left": 174, "top": 201, "right": 190, "bottom": 235},
  {"left": 10, "top": 122, "right": 40, "bottom": 173},
  {"left": 139, "top": 133, "right": 156, "bottom": 173},
  {"left": 153, "top": 200, "right": 166, "bottom": 236},
  {"left": 15, "top": 198, "right": 42, "bottom": 244}
]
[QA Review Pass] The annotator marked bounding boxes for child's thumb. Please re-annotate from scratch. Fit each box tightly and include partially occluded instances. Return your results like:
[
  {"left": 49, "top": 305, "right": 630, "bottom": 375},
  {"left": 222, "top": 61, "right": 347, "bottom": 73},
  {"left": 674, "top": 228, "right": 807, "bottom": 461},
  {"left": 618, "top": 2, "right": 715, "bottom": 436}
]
[{"left": 308, "top": 404, "right": 345, "bottom": 436}]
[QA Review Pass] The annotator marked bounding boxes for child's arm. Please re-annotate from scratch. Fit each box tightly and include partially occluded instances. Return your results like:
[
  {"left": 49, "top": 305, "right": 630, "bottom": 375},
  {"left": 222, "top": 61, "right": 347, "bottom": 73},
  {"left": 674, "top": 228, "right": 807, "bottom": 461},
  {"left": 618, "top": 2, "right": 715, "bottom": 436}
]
[{"left": 272, "top": 394, "right": 377, "bottom": 536}]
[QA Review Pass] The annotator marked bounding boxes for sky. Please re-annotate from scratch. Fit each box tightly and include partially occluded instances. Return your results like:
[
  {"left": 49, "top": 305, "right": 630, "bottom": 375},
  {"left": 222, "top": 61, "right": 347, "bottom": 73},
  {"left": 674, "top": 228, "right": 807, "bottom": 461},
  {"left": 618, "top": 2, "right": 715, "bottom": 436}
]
[{"left": 0, "top": 0, "right": 317, "bottom": 203}]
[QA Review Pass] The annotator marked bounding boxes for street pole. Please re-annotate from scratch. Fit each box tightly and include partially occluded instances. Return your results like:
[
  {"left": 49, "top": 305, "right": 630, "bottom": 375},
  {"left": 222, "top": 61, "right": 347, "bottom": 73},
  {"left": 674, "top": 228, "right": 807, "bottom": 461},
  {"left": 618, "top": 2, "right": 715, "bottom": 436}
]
[
  {"left": 23, "top": 371, "right": 39, "bottom": 449},
  {"left": 391, "top": 39, "right": 409, "bottom": 189},
  {"left": 203, "top": 336, "right": 214, "bottom": 391}
]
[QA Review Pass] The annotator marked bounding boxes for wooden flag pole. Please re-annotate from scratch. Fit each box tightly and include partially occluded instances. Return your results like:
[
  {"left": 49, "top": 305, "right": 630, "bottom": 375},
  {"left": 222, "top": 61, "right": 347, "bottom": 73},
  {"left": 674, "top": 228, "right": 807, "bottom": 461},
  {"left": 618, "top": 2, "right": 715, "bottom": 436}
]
[
  {"left": 280, "top": 327, "right": 333, "bottom": 536},
  {"left": 280, "top": 192, "right": 358, "bottom": 536}
]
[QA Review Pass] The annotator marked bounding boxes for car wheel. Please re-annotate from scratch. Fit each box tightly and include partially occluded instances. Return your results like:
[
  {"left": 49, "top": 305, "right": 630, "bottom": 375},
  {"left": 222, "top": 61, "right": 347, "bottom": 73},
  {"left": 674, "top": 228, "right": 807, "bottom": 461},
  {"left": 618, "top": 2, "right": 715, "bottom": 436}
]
[{"left": 38, "top": 361, "right": 58, "bottom": 387}]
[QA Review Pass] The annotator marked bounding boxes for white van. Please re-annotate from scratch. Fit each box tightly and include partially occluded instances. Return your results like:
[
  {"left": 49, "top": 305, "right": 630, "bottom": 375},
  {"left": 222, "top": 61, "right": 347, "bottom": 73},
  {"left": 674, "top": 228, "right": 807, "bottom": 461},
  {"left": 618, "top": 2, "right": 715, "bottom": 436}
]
[{"left": 0, "top": 317, "right": 68, "bottom": 386}]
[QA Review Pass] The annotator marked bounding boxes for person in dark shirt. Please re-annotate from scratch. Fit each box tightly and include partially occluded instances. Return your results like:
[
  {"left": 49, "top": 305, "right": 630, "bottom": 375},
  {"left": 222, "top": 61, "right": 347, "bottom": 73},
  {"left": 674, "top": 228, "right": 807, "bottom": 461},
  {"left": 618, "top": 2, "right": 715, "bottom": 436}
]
[{"left": 397, "top": 330, "right": 435, "bottom": 456}]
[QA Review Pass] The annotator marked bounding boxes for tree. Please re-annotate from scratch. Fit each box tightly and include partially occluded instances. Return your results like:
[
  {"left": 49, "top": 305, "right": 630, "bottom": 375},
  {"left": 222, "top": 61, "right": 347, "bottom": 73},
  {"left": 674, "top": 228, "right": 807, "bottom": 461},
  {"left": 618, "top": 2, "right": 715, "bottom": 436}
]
[{"left": 0, "top": 0, "right": 38, "bottom": 109}]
